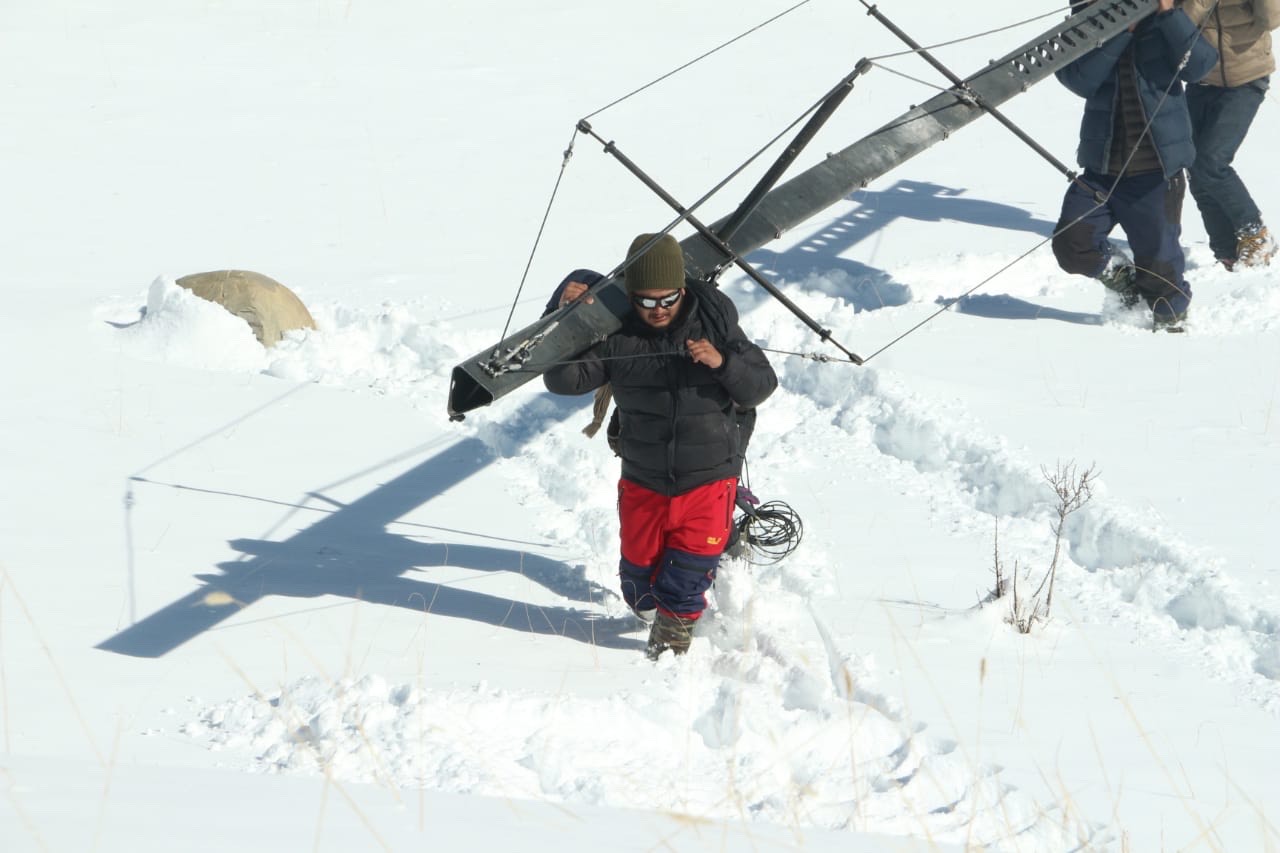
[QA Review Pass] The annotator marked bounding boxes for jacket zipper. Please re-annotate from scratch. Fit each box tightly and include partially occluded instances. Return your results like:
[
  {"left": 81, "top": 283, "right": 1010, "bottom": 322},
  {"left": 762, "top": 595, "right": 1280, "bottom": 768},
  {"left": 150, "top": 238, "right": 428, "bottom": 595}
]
[
  {"left": 665, "top": 342, "right": 679, "bottom": 491},
  {"left": 1216, "top": 7, "right": 1228, "bottom": 87}
]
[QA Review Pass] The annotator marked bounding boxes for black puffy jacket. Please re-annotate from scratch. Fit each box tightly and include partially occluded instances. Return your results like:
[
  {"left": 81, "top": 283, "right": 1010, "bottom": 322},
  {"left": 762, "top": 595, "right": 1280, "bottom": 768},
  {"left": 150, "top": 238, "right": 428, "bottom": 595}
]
[{"left": 544, "top": 281, "right": 776, "bottom": 496}]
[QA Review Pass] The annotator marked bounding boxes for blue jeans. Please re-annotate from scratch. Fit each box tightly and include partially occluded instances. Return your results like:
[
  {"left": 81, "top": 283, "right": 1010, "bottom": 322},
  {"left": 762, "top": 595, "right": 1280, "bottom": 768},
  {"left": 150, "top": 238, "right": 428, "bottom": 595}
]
[
  {"left": 1052, "top": 170, "right": 1190, "bottom": 318},
  {"left": 1187, "top": 77, "right": 1269, "bottom": 260}
]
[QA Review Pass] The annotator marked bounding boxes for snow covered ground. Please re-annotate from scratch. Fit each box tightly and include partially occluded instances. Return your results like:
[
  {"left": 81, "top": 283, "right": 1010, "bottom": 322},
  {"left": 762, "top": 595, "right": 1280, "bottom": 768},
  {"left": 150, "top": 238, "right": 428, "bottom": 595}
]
[{"left": 3, "top": 1, "right": 1278, "bottom": 850}]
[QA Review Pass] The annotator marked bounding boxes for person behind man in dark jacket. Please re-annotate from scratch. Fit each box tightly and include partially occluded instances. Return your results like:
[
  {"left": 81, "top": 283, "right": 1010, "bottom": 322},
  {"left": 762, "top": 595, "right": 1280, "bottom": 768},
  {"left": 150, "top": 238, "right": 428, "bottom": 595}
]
[
  {"left": 1052, "top": 0, "right": 1218, "bottom": 330},
  {"left": 1181, "top": 0, "right": 1280, "bottom": 269},
  {"left": 543, "top": 233, "right": 777, "bottom": 659}
]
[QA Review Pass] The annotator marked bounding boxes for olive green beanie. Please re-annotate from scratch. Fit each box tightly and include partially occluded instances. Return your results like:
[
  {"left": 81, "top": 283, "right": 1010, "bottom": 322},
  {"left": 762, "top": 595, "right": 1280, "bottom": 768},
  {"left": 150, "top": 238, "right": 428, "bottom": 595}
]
[{"left": 623, "top": 233, "right": 686, "bottom": 293}]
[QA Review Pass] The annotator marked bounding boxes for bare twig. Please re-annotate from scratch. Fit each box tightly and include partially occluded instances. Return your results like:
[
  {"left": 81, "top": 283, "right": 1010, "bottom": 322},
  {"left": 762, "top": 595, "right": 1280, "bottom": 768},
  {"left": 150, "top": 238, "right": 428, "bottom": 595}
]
[{"left": 993, "top": 462, "right": 1098, "bottom": 633}]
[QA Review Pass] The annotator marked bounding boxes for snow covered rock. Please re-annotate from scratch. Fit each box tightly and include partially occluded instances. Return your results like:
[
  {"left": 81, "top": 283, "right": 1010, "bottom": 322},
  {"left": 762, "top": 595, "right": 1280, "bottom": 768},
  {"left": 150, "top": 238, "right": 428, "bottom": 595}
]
[{"left": 176, "top": 269, "right": 315, "bottom": 347}]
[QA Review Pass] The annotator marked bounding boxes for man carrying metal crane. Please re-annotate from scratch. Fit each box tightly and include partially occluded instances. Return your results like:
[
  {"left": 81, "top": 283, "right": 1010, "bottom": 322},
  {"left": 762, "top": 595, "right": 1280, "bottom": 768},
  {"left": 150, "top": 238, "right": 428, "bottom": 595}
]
[{"left": 543, "top": 233, "right": 777, "bottom": 659}]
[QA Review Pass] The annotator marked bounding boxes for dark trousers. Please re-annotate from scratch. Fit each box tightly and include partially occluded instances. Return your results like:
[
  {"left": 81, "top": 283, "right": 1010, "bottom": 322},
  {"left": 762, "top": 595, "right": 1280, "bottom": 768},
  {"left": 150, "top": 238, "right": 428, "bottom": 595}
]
[
  {"left": 1052, "top": 170, "right": 1190, "bottom": 317},
  {"left": 1187, "top": 77, "right": 1268, "bottom": 260}
]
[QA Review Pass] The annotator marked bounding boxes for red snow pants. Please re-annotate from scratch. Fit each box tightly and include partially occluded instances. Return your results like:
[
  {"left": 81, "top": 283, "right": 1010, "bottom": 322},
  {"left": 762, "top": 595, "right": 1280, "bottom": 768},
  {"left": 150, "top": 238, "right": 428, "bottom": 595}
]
[{"left": 617, "top": 477, "right": 737, "bottom": 619}]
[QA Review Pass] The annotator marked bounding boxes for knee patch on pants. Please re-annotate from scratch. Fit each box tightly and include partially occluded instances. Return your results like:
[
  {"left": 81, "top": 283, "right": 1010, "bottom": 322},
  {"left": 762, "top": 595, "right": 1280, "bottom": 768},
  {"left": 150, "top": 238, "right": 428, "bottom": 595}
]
[
  {"left": 1052, "top": 221, "right": 1107, "bottom": 277},
  {"left": 653, "top": 549, "right": 720, "bottom": 618},
  {"left": 618, "top": 558, "right": 656, "bottom": 612}
]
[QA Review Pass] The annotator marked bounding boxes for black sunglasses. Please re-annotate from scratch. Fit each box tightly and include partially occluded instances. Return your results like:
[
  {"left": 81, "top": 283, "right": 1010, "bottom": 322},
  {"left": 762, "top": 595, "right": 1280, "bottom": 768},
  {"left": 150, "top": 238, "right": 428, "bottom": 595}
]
[{"left": 631, "top": 290, "right": 682, "bottom": 310}]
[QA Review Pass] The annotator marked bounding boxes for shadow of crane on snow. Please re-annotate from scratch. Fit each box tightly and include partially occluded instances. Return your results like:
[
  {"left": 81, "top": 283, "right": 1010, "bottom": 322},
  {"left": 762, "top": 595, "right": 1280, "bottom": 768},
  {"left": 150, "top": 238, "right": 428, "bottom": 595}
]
[
  {"left": 740, "top": 178, "right": 1064, "bottom": 316},
  {"left": 98, "top": 396, "right": 642, "bottom": 658}
]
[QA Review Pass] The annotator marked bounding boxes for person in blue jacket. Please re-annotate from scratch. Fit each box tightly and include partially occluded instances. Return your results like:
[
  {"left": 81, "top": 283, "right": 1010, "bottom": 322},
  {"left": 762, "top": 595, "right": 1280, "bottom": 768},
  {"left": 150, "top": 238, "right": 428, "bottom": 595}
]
[{"left": 1051, "top": 0, "right": 1218, "bottom": 330}]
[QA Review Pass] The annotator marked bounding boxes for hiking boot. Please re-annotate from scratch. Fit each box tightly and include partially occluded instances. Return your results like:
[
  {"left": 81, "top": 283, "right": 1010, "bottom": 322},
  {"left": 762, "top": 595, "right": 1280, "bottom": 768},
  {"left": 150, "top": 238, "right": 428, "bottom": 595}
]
[
  {"left": 645, "top": 611, "right": 697, "bottom": 659},
  {"left": 1216, "top": 256, "right": 1236, "bottom": 272},
  {"left": 1152, "top": 310, "right": 1188, "bottom": 333},
  {"left": 1116, "top": 287, "right": 1141, "bottom": 310},
  {"left": 1235, "top": 223, "right": 1276, "bottom": 268},
  {"left": 1098, "top": 252, "right": 1139, "bottom": 305}
]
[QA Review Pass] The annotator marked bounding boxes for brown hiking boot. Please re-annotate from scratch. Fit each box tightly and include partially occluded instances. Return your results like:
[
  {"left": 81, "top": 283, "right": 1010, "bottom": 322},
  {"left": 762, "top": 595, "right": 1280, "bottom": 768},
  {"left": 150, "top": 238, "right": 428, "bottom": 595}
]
[
  {"left": 1152, "top": 310, "right": 1188, "bottom": 333},
  {"left": 1097, "top": 253, "right": 1140, "bottom": 308},
  {"left": 646, "top": 611, "right": 696, "bottom": 659},
  {"left": 1236, "top": 223, "right": 1276, "bottom": 268}
]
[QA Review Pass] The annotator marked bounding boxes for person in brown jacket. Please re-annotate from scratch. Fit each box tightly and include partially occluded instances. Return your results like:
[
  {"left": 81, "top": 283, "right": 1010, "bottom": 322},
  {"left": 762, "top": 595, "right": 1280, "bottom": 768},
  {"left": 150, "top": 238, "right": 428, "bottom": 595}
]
[{"left": 1181, "top": 0, "right": 1280, "bottom": 268}]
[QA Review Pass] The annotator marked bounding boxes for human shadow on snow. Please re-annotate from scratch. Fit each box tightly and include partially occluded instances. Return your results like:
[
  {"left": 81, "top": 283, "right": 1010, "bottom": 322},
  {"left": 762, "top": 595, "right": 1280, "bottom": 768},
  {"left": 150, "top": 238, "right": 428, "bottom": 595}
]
[
  {"left": 943, "top": 293, "right": 1102, "bottom": 325},
  {"left": 98, "top": 396, "right": 643, "bottom": 658}
]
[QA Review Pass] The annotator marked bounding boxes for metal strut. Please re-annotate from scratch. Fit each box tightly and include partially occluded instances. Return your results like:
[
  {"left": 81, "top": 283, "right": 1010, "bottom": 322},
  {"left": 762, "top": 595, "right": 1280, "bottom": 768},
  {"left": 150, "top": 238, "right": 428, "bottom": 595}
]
[
  {"left": 714, "top": 58, "right": 874, "bottom": 253},
  {"left": 859, "top": 1, "right": 1106, "bottom": 202},
  {"left": 576, "top": 121, "right": 864, "bottom": 365}
]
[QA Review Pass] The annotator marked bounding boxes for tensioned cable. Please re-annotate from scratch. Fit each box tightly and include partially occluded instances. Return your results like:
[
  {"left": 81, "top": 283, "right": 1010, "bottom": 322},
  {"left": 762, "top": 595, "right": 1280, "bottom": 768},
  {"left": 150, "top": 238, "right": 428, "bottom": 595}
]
[
  {"left": 581, "top": 0, "right": 814, "bottom": 121},
  {"left": 587, "top": 2, "right": 1071, "bottom": 119},
  {"left": 865, "top": 5, "right": 1074, "bottom": 61},
  {"left": 494, "top": 125, "right": 581, "bottom": 347},
  {"left": 509, "top": 348, "right": 692, "bottom": 372},
  {"left": 864, "top": 61, "right": 955, "bottom": 94}
]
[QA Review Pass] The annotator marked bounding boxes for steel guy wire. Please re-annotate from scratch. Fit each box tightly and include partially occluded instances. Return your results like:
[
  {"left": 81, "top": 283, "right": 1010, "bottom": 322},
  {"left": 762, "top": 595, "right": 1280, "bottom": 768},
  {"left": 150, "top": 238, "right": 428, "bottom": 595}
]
[
  {"left": 494, "top": 124, "right": 581, "bottom": 348},
  {"left": 865, "top": 4, "right": 1076, "bottom": 62},
  {"left": 581, "top": 0, "right": 814, "bottom": 121}
]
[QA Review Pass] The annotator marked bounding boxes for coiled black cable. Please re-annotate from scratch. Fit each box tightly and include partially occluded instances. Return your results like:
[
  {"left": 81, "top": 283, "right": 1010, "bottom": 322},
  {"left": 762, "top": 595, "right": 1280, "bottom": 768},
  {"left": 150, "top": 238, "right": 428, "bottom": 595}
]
[{"left": 732, "top": 500, "right": 803, "bottom": 565}]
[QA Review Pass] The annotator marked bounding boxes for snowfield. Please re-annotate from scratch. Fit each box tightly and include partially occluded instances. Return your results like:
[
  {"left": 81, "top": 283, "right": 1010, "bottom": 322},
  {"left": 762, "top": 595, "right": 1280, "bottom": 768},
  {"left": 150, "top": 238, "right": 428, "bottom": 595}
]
[{"left": 4, "top": 1, "right": 1279, "bottom": 851}]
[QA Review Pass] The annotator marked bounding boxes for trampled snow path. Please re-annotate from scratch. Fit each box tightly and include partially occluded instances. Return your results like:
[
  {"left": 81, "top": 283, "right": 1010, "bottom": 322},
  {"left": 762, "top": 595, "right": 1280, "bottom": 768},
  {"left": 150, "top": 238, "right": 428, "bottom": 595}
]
[
  {"left": 739, "top": 264, "right": 1280, "bottom": 716},
  {"left": 168, "top": 383, "right": 1101, "bottom": 848},
  {"left": 768, "top": 338, "right": 1280, "bottom": 715}
]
